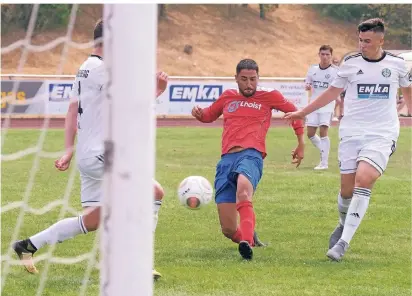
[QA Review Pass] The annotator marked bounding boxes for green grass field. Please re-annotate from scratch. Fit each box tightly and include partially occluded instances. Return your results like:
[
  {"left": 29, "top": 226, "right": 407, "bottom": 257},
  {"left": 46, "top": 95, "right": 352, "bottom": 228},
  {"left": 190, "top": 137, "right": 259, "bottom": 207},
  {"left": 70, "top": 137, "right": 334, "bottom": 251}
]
[{"left": 1, "top": 127, "right": 411, "bottom": 296}]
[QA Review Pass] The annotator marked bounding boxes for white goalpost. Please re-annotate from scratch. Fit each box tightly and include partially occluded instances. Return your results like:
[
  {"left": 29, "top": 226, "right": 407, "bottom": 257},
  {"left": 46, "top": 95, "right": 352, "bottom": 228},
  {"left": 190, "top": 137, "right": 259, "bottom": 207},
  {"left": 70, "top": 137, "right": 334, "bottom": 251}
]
[{"left": 101, "top": 4, "right": 157, "bottom": 296}]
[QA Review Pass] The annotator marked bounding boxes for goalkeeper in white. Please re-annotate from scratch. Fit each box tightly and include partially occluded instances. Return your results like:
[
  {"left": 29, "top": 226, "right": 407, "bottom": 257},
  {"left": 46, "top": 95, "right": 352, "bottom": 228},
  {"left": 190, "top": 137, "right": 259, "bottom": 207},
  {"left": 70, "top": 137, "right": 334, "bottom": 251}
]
[{"left": 12, "top": 19, "right": 168, "bottom": 280}]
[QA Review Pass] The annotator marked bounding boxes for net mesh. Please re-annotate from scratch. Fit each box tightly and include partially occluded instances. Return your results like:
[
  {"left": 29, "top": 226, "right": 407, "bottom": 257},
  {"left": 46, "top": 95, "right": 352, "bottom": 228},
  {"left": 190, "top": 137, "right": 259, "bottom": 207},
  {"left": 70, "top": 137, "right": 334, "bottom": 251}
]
[{"left": 1, "top": 4, "right": 101, "bottom": 295}]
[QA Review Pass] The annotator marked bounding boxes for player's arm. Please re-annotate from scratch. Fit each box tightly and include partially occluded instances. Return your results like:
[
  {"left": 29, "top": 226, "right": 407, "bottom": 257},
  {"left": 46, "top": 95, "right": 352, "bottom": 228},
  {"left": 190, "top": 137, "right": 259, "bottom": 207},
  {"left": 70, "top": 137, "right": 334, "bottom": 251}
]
[
  {"left": 191, "top": 95, "right": 225, "bottom": 123},
  {"left": 305, "top": 67, "right": 313, "bottom": 91},
  {"left": 156, "top": 71, "right": 168, "bottom": 97},
  {"left": 400, "top": 86, "right": 411, "bottom": 113},
  {"left": 64, "top": 97, "right": 78, "bottom": 156},
  {"left": 399, "top": 65, "right": 412, "bottom": 113},
  {"left": 284, "top": 67, "right": 348, "bottom": 121}
]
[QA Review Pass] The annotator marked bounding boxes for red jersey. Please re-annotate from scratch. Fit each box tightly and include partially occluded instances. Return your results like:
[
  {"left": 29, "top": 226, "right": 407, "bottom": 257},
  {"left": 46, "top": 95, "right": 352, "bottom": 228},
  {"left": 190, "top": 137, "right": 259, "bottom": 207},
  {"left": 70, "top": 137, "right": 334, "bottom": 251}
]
[{"left": 199, "top": 88, "right": 304, "bottom": 158}]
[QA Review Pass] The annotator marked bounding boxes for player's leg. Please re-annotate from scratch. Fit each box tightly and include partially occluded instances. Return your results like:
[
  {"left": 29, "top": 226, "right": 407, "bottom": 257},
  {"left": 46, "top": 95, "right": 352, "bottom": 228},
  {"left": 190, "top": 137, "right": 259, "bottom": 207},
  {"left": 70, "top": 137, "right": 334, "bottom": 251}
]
[
  {"left": 153, "top": 180, "right": 164, "bottom": 232},
  {"left": 326, "top": 135, "right": 359, "bottom": 255},
  {"left": 232, "top": 149, "right": 263, "bottom": 260},
  {"left": 328, "top": 137, "right": 396, "bottom": 261},
  {"left": 12, "top": 156, "right": 103, "bottom": 273},
  {"left": 152, "top": 180, "right": 164, "bottom": 280},
  {"left": 316, "top": 112, "right": 333, "bottom": 170},
  {"left": 215, "top": 154, "right": 240, "bottom": 242},
  {"left": 328, "top": 173, "right": 355, "bottom": 249},
  {"left": 306, "top": 113, "right": 322, "bottom": 168}
]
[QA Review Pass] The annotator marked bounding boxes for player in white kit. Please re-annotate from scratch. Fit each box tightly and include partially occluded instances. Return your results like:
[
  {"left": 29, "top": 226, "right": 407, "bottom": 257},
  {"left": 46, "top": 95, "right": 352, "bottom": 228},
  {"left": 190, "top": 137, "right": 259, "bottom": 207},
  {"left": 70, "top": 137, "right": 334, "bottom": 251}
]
[
  {"left": 284, "top": 18, "right": 412, "bottom": 261},
  {"left": 12, "top": 20, "right": 168, "bottom": 280},
  {"left": 305, "top": 45, "right": 339, "bottom": 170}
]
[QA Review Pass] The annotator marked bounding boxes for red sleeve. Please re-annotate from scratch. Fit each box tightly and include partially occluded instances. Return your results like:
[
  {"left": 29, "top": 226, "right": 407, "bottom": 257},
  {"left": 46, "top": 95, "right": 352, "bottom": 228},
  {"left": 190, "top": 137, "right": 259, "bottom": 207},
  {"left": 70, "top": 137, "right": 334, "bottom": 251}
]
[
  {"left": 200, "top": 94, "right": 226, "bottom": 123},
  {"left": 269, "top": 90, "right": 304, "bottom": 135}
]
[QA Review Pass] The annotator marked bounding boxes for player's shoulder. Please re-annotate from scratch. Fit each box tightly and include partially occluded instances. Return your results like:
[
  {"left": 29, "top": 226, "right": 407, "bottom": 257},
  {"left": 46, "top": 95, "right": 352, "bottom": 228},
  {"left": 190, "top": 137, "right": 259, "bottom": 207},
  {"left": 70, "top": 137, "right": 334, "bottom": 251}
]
[
  {"left": 78, "top": 55, "right": 103, "bottom": 71},
  {"left": 344, "top": 52, "right": 362, "bottom": 63},
  {"left": 384, "top": 51, "right": 408, "bottom": 68},
  {"left": 221, "top": 88, "right": 239, "bottom": 97},
  {"left": 385, "top": 51, "right": 404, "bottom": 61}
]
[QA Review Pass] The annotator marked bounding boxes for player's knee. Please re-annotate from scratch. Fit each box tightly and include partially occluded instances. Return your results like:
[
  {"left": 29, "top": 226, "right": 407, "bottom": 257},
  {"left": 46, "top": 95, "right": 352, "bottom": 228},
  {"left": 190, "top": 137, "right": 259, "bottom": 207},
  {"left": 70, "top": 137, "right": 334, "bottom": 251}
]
[
  {"left": 355, "top": 161, "right": 381, "bottom": 188},
  {"left": 236, "top": 189, "right": 251, "bottom": 202},
  {"left": 154, "top": 181, "right": 164, "bottom": 201},
  {"left": 82, "top": 207, "right": 100, "bottom": 232}
]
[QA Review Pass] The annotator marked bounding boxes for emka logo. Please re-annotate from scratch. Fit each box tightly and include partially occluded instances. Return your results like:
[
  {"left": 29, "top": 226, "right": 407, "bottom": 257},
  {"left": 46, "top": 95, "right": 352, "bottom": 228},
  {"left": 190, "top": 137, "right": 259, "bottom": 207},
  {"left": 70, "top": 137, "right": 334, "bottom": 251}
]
[
  {"left": 227, "top": 100, "right": 262, "bottom": 113},
  {"left": 49, "top": 83, "right": 73, "bottom": 102},
  {"left": 169, "top": 85, "right": 222, "bottom": 102},
  {"left": 313, "top": 81, "right": 329, "bottom": 89},
  {"left": 357, "top": 84, "right": 390, "bottom": 99}
]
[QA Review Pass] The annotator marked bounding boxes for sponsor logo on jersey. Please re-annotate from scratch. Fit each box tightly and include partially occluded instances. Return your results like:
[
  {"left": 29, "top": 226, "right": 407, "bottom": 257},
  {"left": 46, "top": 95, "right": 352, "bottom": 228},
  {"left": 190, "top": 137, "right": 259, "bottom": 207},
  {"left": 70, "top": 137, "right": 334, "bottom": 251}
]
[
  {"left": 381, "top": 68, "right": 391, "bottom": 78},
  {"left": 76, "top": 70, "right": 89, "bottom": 78},
  {"left": 313, "top": 81, "right": 329, "bottom": 89},
  {"left": 325, "top": 74, "right": 330, "bottom": 79},
  {"left": 49, "top": 83, "right": 73, "bottom": 102},
  {"left": 408, "top": 72, "right": 412, "bottom": 82},
  {"left": 169, "top": 85, "right": 222, "bottom": 102},
  {"left": 356, "top": 69, "right": 364, "bottom": 75},
  {"left": 357, "top": 84, "right": 390, "bottom": 99},
  {"left": 227, "top": 100, "right": 262, "bottom": 113}
]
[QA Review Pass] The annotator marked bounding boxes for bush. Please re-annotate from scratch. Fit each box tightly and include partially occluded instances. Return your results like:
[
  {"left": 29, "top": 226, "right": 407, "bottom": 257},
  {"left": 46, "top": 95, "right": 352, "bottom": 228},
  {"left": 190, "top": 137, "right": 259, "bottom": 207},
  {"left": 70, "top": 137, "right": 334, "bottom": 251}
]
[
  {"left": 1, "top": 4, "right": 73, "bottom": 35},
  {"left": 312, "top": 4, "right": 411, "bottom": 46}
]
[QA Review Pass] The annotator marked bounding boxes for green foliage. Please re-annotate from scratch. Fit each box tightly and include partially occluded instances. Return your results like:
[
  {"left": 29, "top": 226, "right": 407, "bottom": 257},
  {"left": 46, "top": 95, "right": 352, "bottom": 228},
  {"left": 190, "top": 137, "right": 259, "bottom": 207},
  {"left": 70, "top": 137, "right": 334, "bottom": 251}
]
[
  {"left": 312, "top": 4, "right": 411, "bottom": 46},
  {"left": 1, "top": 4, "right": 73, "bottom": 35}
]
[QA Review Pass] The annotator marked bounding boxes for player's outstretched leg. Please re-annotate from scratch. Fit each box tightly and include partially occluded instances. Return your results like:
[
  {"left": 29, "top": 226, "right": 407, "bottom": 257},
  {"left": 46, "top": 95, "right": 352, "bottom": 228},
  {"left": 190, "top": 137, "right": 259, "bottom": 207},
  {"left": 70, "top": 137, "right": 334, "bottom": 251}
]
[
  {"left": 236, "top": 174, "right": 256, "bottom": 260},
  {"left": 329, "top": 192, "right": 352, "bottom": 249},
  {"left": 13, "top": 207, "right": 99, "bottom": 273},
  {"left": 153, "top": 180, "right": 164, "bottom": 280}
]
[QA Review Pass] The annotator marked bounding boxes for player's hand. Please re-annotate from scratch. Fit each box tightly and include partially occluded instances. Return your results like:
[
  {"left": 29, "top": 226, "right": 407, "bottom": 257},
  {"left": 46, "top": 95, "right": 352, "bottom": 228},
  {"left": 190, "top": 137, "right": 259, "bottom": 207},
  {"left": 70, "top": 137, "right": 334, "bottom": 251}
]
[
  {"left": 191, "top": 105, "right": 203, "bottom": 120},
  {"left": 305, "top": 83, "right": 312, "bottom": 91},
  {"left": 55, "top": 153, "right": 73, "bottom": 171},
  {"left": 283, "top": 110, "right": 305, "bottom": 124},
  {"left": 291, "top": 143, "right": 304, "bottom": 168},
  {"left": 156, "top": 71, "right": 168, "bottom": 97}
]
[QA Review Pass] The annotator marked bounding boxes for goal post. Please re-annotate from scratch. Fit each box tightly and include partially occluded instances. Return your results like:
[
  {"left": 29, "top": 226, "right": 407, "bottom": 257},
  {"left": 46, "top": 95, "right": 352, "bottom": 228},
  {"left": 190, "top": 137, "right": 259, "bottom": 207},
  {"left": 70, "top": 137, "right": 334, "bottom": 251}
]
[{"left": 101, "top": 4, "right": 157, "bottom": 296}]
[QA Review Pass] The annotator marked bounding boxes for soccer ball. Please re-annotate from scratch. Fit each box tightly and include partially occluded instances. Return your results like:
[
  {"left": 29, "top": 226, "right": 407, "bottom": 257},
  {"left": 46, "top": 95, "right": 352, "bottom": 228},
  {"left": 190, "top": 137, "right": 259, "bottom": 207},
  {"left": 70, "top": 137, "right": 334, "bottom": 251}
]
[{"left": 177, "top": 176, "right": 213, "bottom": 209}]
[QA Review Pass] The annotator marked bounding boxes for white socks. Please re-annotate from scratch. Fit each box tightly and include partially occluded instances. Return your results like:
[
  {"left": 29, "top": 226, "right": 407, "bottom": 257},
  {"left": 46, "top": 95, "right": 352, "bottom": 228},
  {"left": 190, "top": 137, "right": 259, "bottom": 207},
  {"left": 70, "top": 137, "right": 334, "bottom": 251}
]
[
  {"left": 309, "top": 135, "right": 322, "bottom": 151},
  {"left": 337, "top": 193, "right": 352, "bottom": 225},
  {"left": 341, "top": 187, "right": 371, "bottom": 244},
  {"left": 30, "top": 216, "right": 87, "bottom": 250},
  {"left": 153, "top": 200, "right": 162, "bottom": 232},
  {"left": 320, "top": 136, "right": 330, "bottom": 165}
]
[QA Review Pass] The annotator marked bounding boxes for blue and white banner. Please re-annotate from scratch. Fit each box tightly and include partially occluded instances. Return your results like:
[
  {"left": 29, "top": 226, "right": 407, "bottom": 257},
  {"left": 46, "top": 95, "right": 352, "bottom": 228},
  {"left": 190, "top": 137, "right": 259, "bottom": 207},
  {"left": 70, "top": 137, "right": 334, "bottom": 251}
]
[{"left": 1, "top": 79, "right": 308, "bottom": 116}]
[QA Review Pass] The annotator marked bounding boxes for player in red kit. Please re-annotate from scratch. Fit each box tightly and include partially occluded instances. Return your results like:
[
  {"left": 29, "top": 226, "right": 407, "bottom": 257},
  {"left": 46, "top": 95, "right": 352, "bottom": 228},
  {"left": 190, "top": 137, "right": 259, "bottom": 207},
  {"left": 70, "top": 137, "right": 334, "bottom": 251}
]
[{"left": 192, "top": 59, "right": 305, "bottom": 260}]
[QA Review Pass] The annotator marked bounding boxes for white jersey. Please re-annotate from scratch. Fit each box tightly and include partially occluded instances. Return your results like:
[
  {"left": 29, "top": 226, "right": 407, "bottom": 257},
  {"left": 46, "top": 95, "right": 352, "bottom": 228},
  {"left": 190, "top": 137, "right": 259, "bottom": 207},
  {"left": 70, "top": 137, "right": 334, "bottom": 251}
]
[
  {"left": 331, "top": 52, "right": 412, "bottom": 140},
  {"left": 305, "top": 64, "right": 338, "bottom": 113},
  {"left": 70, "top": 55, "right": 105, "bottom": 160}
]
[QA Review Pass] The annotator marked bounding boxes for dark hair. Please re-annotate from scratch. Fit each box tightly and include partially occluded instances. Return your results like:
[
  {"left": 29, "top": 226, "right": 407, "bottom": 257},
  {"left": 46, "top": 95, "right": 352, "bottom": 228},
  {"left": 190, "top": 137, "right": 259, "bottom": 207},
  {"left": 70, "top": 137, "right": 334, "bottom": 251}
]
[
  {"left": 319, "top": 45, "right": 333, "bottom": 54},
  {"left": 236, "top": 59, "right": 259, "bottom": 75},
  {"left": 358, "top": 18, "right": 385, "bottom": 34},
  {"left": 94, "top": 19, "right": 103, "bottom": 46}
]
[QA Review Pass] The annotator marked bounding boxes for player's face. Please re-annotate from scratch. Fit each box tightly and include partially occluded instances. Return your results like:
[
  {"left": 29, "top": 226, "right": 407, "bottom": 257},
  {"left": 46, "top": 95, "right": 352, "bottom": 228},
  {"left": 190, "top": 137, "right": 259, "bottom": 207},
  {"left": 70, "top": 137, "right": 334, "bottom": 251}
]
[
  {"left": 359, "top": 31, "right": 384, "bottom": 58},
  {"left": 236, "top": 69, "right": 258, "bottom": 97},
  {"left": 318, "top": 50, "right": 332, "bottom": 65}
]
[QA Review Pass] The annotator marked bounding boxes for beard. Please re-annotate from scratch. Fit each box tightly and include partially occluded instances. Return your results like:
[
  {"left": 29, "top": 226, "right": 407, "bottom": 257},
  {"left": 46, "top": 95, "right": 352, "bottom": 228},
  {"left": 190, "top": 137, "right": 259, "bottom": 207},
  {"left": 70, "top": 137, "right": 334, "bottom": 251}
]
[{"left": 239, "top": 88, "right": 256, "bottom": 98}]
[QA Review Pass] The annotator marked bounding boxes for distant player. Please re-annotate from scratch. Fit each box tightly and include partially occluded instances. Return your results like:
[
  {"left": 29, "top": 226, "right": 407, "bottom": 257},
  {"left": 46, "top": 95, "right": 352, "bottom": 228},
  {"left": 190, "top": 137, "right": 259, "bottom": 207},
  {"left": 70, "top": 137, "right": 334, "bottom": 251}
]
[
  {"left": 285, "top": 18, "right": 412, "bottom": 261},
  {"left": 192, "top": 59, "right": 305, "bottom": 260},
  {"left": 12, "top": 19, "right": 168, "bottom": 280},
  {"left": 305, "top": 45, "right": 339, "bottom": 170}
]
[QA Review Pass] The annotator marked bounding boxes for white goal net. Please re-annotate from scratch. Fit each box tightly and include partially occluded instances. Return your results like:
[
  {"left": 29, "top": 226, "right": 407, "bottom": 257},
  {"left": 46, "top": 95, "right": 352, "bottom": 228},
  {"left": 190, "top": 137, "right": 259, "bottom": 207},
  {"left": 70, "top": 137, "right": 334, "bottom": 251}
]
[{"left": 1, "top": 4, "right": 157, "bottom": 295}]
